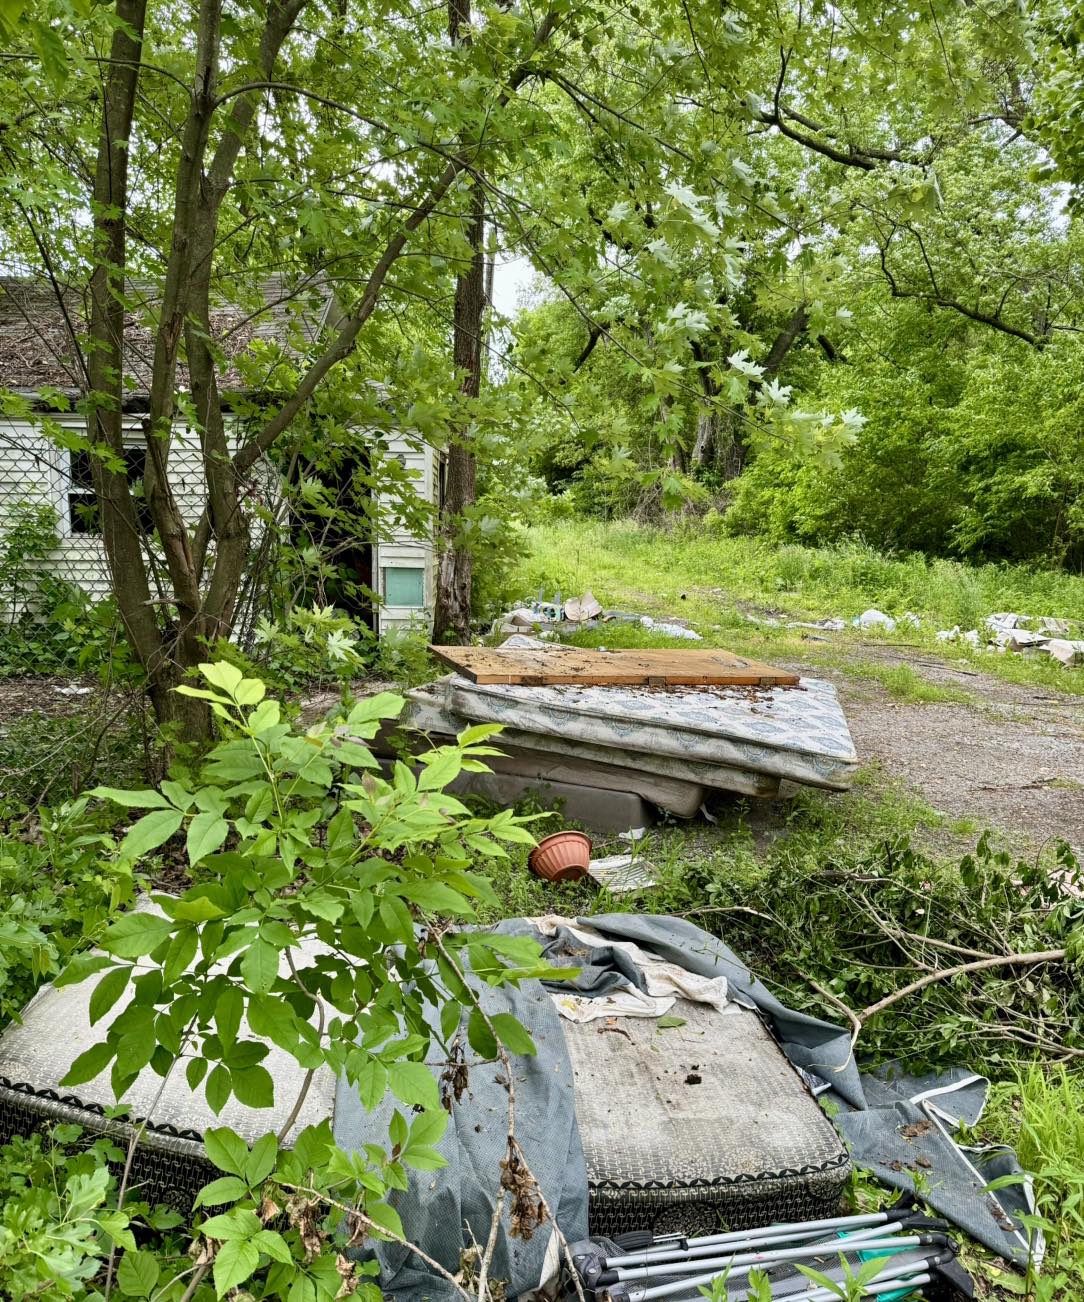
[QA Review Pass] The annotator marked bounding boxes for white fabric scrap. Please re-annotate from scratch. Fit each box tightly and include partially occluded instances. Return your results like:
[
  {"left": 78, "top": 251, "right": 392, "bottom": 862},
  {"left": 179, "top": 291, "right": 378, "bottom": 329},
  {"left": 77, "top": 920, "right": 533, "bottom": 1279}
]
[
  {"left": 853, "top": 609, "right": 896, "bottom": 631},
  {"left": 533, "top": 915, "right": 735, "bottom": 1024}
]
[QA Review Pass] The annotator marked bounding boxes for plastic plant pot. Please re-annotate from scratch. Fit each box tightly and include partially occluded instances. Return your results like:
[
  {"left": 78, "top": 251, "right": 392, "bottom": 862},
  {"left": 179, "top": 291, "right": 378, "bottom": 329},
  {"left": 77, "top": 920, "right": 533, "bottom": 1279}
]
[{"left": 529, "top": 830, "right": 592, "bottom": 883}]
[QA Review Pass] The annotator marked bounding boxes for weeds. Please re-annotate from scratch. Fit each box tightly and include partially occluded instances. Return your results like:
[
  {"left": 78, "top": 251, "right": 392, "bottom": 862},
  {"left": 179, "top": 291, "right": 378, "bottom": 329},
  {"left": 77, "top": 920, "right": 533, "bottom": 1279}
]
[{"left": 517, "top": 520, "right": 1084, "bottom": 698}]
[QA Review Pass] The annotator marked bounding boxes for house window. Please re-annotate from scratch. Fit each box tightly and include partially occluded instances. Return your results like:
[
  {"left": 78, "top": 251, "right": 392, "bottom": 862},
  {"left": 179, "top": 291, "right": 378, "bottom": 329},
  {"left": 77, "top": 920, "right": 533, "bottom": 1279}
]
[
  {"left": 66, "top": 446, "right": 153, "bottom": 535},
  {"left": 383, "top": 566, "right": 425, "bottom": 607}
]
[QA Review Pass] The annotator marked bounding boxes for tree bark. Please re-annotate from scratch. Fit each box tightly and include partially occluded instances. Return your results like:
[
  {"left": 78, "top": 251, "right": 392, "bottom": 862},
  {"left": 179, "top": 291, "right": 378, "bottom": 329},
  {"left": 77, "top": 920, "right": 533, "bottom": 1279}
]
[
  {"left": 85, "top": 0, "right": 169, "bottom": 717},
  {"left": 432, "top": 0, "right": 486, "bottom": 644}
]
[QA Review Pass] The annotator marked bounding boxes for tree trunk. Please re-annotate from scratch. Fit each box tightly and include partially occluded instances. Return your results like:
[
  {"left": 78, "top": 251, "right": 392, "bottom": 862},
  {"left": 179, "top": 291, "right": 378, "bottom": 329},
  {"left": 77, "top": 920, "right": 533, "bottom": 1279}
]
[
  {"left": 85, "top": 0, "right": 167, "bottom": 709},
  {"left": 432, "top": 0, "right": 485, "bottom": 644},
  {"left": 691, "top": 405, "right": 719, "bottom": 468}
]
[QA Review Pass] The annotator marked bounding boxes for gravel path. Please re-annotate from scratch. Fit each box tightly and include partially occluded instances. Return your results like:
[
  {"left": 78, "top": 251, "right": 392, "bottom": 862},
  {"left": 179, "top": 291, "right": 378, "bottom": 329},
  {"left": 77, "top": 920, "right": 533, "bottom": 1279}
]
[{"left": 802, "top": 647, "right": 1084, "bottom": 857}]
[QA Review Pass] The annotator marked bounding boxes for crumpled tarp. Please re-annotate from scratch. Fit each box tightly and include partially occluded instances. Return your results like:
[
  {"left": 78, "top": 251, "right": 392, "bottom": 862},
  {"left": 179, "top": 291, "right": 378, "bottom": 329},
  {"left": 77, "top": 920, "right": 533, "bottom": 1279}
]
[
  {"left": 575, "top": 914, "right": 1038, "bottom": 1268},
  {"left": 336, "top": 956, "right": 588, "bottom": 1302}
]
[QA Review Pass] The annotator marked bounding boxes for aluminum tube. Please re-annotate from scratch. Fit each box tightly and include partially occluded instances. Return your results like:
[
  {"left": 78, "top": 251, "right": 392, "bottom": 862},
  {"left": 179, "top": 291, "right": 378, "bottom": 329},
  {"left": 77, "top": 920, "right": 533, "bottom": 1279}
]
[
  {"left": 610, "top": 1224, "right": 908, "bottom": 1282},
  {"left": 631, "top": 1236, "right": 928, "bottom": 1301},
  {"left": 608, "top": 1212, "right": 890, "bottom": 1266}
]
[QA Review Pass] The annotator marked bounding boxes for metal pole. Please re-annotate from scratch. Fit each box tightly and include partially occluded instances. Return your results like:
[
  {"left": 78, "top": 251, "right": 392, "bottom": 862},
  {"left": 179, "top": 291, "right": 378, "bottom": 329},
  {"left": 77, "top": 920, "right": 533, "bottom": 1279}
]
[
  {"left": 610, "top": 1221, "right": 903, "bottom": 1274},
  {"left": 608, "top": 1211, "right": 892, "bottom": 1267},
  {"left": 632, "top": 1235, "right": 933, "bottom": 1301},
  {"left": 610, "top": 1224, "right": 908, "bottom": 1282},
  {"left": 792, "top": 1269, "right": 933, "bottom": 1302}
]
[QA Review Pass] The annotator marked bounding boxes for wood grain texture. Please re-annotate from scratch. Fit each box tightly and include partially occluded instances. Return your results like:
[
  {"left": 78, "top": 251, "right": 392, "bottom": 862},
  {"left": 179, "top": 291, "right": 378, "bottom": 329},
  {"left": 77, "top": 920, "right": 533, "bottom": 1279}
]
[{"left": 429, "top": 645, "right": 800, "bottom": 687}]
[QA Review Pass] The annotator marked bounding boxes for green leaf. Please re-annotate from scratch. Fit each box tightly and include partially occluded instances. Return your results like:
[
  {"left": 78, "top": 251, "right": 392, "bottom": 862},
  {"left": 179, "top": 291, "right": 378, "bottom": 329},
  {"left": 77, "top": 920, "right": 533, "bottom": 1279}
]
[
  {"left": 364, "top": 1200, "right": 404, "bottom": 1241},
  {"left": 204, "top": 1127, "right": 250, "bottom": 1177},
  {"left": 60, "top": 1040, "right": 115, "bottom": 1086},
  {"left": 119, "top": 809, "right": 184, "bottom": 860},
  {"left": 213, "top": 1237, "right": 260, "bottom": 1296},
  {"left": 199, "top": 661, "right": 245, "bottom": 697},
  {"left": 215, "top": 985, "right": 244, "bottom": 1049},
  {"left": 89, "top": 787, "right": 172, "bottom": 810},
  {"left": 187, "top": 812, "right": 229, "bottom": 866},
  {"left": 232, "top": 1063, "right": 275, "bottom": 1108},
  {"left": 355, "top": 1058, "right": 387, "bottom": 1112},
  {"left": 235, "top": 678, "right": 267, "bottom": 706},
  {"left": 489, "top": 1012, "right": 536, "bottom": 1056},
  {"left": 206, "top": 1064, "right": 233, "bottom": 1114},
  {"left": 89, "top": 966, "right": 130, "bottom": 1025},
  {"left": 466, "top": 1007, "right": 497, "bottom": 1060},
  {"left": 241, "top": 939, "right": 279, "bottom": 994},
  {"left": 657, "top": 1015, "right": 687, "bottom": 1029},
  {"left": 250, "top": 1228, "right": 293, "bottom": 1264},
  {"left": 101, "top": 912, "right": 175, "bottom": 958},
  {"left": 194, "top": 1175, "right": 248, "bottom": 1208},
  {"left": 54, "top": 952, "right": 115, "bottom": 987},
  {"left": 387, "top": 1060, "right": 439, "bottom": 1111},
  {"left": 163, "top": 925, "right": 199, "bottom": 984},
  {"left": 245, "top": 1133, "right": 278, "bottom": 1185},
  {"left": 116, "top": 1248, "right": 160, "bottom": 1298}
]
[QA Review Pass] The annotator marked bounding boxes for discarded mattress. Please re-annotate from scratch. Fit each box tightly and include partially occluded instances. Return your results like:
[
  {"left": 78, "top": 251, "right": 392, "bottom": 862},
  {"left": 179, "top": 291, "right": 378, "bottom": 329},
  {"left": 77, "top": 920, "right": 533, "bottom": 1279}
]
[
  {"left": 401, "top": 686, "right": 780, "bottom": 804},
  {"left": 429, "top": 673, "right": 858, "bottom": 791},
  {"left": 563, "top": 996, "right": 851, "bottom": 1235},
  {"left": 0, "top": 909, "right": 336, "bottom": 1211}
]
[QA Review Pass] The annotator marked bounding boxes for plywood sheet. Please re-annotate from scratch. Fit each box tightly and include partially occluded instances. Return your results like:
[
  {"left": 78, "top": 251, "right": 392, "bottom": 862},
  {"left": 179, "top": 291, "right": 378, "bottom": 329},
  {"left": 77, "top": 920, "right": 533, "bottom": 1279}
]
[{"left": 429, "top": 645, "right": 800, "bottom": 687}]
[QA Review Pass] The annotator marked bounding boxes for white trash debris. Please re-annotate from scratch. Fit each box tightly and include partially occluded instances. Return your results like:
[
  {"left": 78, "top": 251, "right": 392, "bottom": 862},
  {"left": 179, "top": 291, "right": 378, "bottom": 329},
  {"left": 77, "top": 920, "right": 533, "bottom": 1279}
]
[
  {"left": 1045, "top": 639, "right": 1084, "bottom": 668},
  {"left": 564, "top": 591, "right": 603, "bottom": 623},
  {"left": 853, "top": 609, "right": 897, "bottom": 631},
  {"left": 53, "top": 685, "right": 93, "bottom": 696},
  {"left": 1039, "top": 618, "right": 1071, "bottom": 636},
  {"left": 588, "top": 853, "right": 659, "bottom": 894},
  {"left": 987, "top": 613, "right": 1029, "bottom": 633},
  {"left": 640, "top": 615, "right": 702, "bottom": 640}
]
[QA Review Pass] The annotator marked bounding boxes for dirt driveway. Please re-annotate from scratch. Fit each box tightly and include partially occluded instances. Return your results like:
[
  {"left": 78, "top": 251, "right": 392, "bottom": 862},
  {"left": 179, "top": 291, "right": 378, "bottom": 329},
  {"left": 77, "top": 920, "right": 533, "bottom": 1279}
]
[{"left": 799, "top": 645, "right": 1084, "bottom": 858}]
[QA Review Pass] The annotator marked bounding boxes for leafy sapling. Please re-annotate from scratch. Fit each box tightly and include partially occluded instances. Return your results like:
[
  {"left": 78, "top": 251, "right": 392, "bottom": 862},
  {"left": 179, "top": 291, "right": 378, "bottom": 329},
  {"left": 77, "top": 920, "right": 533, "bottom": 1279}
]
[{"left": 54, "top": 662, "right": 565, "bottom": 1299}]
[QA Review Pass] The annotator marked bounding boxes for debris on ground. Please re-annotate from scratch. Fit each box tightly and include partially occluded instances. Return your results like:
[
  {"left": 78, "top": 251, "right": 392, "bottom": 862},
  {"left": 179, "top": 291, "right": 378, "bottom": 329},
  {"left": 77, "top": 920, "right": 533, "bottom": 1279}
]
[
  {"left": 935, "top": 611, "right": 1084, "bottom": 666},
  {"left": 587, "top": 853, "right": 659, "bottom": 894},
  {"left": 854, "top": 608, "right": 897, "bottom": 631},
  {"left": 492, "top": 591, "right": 701, "bottom": 640},
  {"left": 390, "top": 638, "right": 857, "bottom": 830}
]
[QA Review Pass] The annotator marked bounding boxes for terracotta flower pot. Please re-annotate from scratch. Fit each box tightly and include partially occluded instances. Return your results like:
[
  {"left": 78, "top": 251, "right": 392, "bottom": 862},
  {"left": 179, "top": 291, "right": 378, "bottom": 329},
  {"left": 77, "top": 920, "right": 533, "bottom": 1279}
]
[{"left": 529, "top": 830, "right": 592, "bottom": 883}]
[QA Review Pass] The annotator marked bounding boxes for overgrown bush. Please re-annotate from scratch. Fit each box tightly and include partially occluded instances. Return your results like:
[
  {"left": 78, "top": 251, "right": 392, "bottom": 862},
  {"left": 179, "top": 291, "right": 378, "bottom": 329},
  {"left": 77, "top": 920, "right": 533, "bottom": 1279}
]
[
  {"left": 43, "top": 662, "right": 556, "bottom": 1300},
  {"left": 0, "top": 799, "right": 132, "bottom": 1028},
  {"left": 0, "top": 1124, "right": 185, "bottom": 1299}
]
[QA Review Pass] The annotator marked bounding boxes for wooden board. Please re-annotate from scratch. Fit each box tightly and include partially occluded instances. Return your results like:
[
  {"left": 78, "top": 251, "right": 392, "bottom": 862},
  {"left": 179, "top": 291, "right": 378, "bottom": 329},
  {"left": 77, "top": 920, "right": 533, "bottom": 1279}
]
[{"left": 428, "top": 645, "right": 800, "bottom": 687}]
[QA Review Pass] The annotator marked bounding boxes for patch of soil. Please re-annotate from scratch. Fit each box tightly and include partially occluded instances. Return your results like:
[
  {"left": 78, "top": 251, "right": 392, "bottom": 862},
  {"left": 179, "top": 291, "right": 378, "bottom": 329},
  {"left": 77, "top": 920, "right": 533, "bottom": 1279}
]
[
  {"left": 800, "top": 646, "right": 1084, "bottom": 857},
  {"left": 0, "top": 675, "right": 106, "bottom": 725}
]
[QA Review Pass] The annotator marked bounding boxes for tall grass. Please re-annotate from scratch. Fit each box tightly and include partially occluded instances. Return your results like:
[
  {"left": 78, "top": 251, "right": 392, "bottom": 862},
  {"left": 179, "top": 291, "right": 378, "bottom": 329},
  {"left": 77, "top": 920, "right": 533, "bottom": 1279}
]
[{"left": 518, "top": 519, "right": 1084, "bottom": 626}]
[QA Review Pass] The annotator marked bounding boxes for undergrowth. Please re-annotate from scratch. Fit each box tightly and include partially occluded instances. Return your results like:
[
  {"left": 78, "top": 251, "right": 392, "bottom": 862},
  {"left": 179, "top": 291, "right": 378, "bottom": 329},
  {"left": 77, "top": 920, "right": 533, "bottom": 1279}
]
[{"left": 516, "top": 519, "right": 1084, "bottom": 698}]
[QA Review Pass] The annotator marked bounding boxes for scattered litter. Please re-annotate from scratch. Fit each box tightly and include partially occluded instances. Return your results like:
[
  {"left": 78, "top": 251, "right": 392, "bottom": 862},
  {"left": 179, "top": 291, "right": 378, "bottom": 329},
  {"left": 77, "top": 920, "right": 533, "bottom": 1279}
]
[
  {"left": 564, "top": 591, "right": 603, "bottom": 623},
  {"left": 587, "top": 853, "right": 659, "bottom": 894},
  {"left": 53, "top": 685, "right": 93, "bottom": 696},
  {"left": 639, "top": 614, "right": 702, "bottom": 640},
  {"left": 1046, "top": 639, "right": 1084, "bottom": 668},
  {"left": 853, "top": 608, "right": 897, "bottom": 631},
  {"left": 789, "top": 617, "right": 846, "bottom": 632}
]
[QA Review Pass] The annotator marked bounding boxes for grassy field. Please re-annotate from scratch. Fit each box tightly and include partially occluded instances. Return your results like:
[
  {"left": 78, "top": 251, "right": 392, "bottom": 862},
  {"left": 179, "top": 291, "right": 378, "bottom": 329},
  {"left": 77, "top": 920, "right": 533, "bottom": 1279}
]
[{"left": 509, "top": 518, "right": 1084, "bottom": 698}]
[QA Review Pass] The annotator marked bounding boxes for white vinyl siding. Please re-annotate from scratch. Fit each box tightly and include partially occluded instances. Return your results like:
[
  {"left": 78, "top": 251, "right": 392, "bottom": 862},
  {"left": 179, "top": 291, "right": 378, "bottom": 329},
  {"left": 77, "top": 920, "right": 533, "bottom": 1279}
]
[{"left": 371, "top": 431, "right": 439, "bottom": 635}]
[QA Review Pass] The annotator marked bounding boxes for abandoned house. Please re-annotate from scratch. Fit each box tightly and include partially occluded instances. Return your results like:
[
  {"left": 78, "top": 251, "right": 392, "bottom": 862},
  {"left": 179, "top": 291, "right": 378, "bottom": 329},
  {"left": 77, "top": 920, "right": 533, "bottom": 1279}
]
[{"left": 0, "top": 276, "right": 440, "bottom": 634}]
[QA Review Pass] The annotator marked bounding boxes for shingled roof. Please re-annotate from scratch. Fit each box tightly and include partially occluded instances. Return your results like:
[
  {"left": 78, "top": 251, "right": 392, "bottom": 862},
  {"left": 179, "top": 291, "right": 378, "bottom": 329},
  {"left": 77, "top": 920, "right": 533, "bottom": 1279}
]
[{"left": 0, "top": 274, "right": 338, "bottom": 405}]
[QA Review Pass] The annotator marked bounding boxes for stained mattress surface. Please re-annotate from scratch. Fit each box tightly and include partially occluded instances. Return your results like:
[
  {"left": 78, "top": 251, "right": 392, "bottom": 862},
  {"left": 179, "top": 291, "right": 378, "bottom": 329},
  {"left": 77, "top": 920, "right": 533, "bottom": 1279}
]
[
  {"left": 562, "top": 996, "right": 850, "bottom": 1235},
  {"left": 434, "top": 674, "right": 858, "bottom": 789}
]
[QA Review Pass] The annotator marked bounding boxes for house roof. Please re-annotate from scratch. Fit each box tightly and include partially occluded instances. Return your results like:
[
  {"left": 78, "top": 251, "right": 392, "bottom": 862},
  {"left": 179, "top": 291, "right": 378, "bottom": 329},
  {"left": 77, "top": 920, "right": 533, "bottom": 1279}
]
[{"left": 0, "top": 274, "right": 339, "bottom": 406}]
